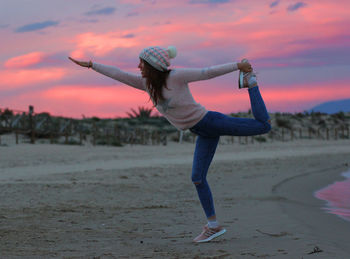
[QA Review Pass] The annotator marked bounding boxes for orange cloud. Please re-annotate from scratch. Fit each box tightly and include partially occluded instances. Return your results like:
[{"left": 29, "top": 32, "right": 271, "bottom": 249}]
[
  {"left": 41, "top": 85, "right": 148, "bottom": 105},
  {"left": 0, "top": 68, "right": 66, "bottom": 89},
  {"left": 71, "top": 31, "right": 140, "bottom": 57},
  {"left": 4, "top": 52, "right": 45, "bottom": 68}
]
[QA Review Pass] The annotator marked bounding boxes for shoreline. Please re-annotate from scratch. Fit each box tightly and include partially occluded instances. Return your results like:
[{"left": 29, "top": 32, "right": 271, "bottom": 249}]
[
  {"left": 272, "top": 156, "right": 350, "bottom": 256},
  {"left": 0, "top": 139, "right": 349, "bottom": 258}
]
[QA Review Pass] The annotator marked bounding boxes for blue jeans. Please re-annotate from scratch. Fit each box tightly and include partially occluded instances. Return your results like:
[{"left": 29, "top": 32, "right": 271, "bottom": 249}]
[{"left": 189, "top": 86, "right": 271, "bottom": 218}]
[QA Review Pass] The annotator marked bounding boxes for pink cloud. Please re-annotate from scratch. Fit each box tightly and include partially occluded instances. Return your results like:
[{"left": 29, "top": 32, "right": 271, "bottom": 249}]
[
  {"left": 71, "top": 31, "right": 141, "bottom": 58},
  {"left": 41, "top": 85, "right": 148, "bottom": 105},
  {"left": 4, "top": 52, "right": 45, "bottom": 69},
  {"left": 0, "top": 68, "right": 66, "bottom": 89}
]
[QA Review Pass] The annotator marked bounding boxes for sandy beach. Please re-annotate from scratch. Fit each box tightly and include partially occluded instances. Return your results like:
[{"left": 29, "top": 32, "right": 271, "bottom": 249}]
[{"left": 0, "top": 138, "right": 350, "bottom": 258}]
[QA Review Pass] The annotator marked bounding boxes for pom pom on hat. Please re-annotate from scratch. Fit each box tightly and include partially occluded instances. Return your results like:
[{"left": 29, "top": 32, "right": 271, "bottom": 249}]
[
  {"left": 139, "top": 46, "right": 177, "bottom": 71},
  {"left": 167, "top": 46, "right": 177, "bottom": 59}
]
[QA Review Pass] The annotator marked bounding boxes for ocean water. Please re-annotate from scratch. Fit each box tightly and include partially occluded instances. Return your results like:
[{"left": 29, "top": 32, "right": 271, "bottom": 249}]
[{"left": 314, "top": 169, "right": 350, "bottom": 222}]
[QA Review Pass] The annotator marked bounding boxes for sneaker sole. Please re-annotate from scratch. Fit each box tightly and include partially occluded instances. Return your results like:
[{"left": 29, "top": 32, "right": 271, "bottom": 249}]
[
  {"left": 195, "top": 228, "right": 226, "bottom": 243},
  {"left": 239, "top": 71, "right": 244, "bottom": 89}
]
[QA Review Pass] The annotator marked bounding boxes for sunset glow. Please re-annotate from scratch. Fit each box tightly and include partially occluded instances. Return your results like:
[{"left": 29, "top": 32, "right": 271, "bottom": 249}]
[
  {"left": 4, "top": 52, "right": 45, "bottom": 69},
  {"left": 0, "top": 0, "right": 349, "bottom": 118}
]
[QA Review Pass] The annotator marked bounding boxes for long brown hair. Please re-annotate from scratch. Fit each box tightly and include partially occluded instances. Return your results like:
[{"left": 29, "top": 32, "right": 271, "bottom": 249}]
[{"left": 143, "top": 60, "right": 171, "bottom": 106}]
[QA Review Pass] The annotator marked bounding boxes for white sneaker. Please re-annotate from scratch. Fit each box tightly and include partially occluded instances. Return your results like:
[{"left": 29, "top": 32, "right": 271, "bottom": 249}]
[
  {"left": 238, "top": 59, "right": 257, "bottom": 88},
  {"left": 238, "top": 58, "right": 248, "bottom": 89},
  {"left": 193, "top": 225, "right": 226, "bottom": 243},
  {"left": 244, "top": 72, "right": 258, "bottom": 88}
]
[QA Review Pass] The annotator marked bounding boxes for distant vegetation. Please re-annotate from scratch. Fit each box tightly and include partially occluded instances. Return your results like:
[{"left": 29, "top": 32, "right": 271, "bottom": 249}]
[
  {"left": 126, "top": 106, "right": 154, "bottom": 119},
  {"left": 1, "top": 107, "right": 349, "bottom": 145}
]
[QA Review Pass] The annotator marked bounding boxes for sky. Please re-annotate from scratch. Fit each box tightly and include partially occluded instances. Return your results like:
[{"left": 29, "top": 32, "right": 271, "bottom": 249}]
[{"left": 0, "top": 0, "right": 349, "bottom": 118}]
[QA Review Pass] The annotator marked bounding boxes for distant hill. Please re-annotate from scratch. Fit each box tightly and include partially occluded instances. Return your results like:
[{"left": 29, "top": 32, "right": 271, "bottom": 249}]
[{"left": 310, "top": 99, "right": 350, "bottom": 114}]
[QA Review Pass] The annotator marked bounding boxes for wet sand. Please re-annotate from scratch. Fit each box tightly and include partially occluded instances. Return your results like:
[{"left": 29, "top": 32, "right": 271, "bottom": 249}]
[{"left": 0, "top": 139, "right": 349, "bottom": 258}]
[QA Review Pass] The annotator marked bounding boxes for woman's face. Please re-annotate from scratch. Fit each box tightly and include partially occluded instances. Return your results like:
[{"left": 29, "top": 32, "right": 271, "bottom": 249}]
[{"left": 138, "top": 59, "right": 146, "bottom": 77}]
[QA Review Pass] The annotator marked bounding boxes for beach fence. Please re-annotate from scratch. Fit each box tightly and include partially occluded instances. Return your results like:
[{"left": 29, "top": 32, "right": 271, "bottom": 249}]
[
  {"left": 179, "top": 126, "right": 350, "bottom": 145},
  {"left": 1, "top": 106, "right": 349, "bottom": 146},
  {"left": 183, "top": 123, "right": 350, "bottom": 145},
  {"left": 0, "top": 106, "right": 168, "bottom": 146},
  {"left": 266, "top": 126, "right": 350, "bottom": 142}
]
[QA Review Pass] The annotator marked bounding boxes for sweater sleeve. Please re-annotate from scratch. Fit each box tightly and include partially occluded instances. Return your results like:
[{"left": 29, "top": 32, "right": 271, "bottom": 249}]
[
  {"left": 173, "top": 62, "right": 239, "bottom": 83},
  {"left": 92, "top": 63, "right": 146, "bottom": 91}
]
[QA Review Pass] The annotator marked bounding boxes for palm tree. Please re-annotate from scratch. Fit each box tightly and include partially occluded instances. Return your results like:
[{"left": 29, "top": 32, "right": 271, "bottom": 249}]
[{"left": 126, "top": 106, "right": 153, "bottom": 118}]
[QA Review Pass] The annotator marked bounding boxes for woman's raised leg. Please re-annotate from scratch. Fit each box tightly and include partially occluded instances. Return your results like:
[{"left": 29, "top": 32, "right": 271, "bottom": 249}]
[{"left": 195, "top": 86, "right": 271, "bottom": 137}]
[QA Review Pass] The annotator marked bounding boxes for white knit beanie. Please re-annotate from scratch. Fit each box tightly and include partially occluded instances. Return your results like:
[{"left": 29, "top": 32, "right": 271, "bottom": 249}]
[{"left": 139, "top": 46, "right": 177, "bottom": 71}]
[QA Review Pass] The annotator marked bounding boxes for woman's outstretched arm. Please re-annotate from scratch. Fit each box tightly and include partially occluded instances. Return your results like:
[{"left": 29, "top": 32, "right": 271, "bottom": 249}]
[
  {"left": 68, "top": 57, "right": 146, "bottom": 91},
  {"left": 173, "top": 61, "right": 252, "bottom": 84}
]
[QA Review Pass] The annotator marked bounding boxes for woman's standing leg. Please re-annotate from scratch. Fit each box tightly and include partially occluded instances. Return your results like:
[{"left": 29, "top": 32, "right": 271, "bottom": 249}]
[
  {"left": 191, "top": 133, "right": 227, "bottom": 242},
  {"left": 191, "top": 135, "right": 219, "bottom": 219}
]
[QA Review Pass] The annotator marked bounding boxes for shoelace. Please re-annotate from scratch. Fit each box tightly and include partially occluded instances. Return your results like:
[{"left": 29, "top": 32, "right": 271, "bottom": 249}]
[{"left": 204, "top": 228, "right": 219, "bottom": 237}]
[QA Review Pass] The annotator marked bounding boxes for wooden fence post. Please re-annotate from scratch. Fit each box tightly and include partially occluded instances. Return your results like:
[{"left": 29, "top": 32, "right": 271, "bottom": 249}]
[
  {"left": 178, "top": 130, "right": 183, "bottom": 144},
  {"left": 114, "top": 124, "right": 121, "bottom": 144},
  {"left": 29, "top": 105, "right": 35, "bottom": 144},
  {"left": 16, "top": 131, "right": 19, "bottom": 144},
  {"left": 157, "top": 131, "right": 161, "bottom": 145},
  {"left": 50, "top": 132, "right": 54, "bottom": 144},
  {"left": 31, "top": 129, "right": 36, "bottom": 144},
  {"left": 151, "top": 131, "right": 155, "bottom": 145},
  {"left": 299, "top": 128, "right": 302, "bottom": 139},
  {"left": 140, "top": 129, "right": 145, "bottom": 145},
  {"left": 145, "top": 129, "right": 149, "bottom": 145},
  {"left": 326, "top": 128, "right": 329, "bottom": 140},
  {"left": 92, "top": 122, "right": 96, "bottom": 146},
  {"left": 335, "top": 128, "right": 338, "bottom": 140},
  {"left": 106, "top": 129, "right": 111, "bottom": 146},
  {"left": 162, "top": 131, "right": 167, "bottom": 146},
  {"left": 282, "top": 128, "right": 285, "bottom": 141}
]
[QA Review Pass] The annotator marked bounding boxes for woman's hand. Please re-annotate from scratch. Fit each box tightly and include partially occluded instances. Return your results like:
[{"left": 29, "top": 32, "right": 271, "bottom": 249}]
[
  {"left": 237, "top": 61, "right": 253, "bottom": 73},
  {"left": 68, "top": 57, "right": 92, "bottom": 68}
]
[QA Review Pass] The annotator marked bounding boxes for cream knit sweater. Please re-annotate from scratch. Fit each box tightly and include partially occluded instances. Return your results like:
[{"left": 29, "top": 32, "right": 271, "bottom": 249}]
[{"left": 92, "top": 62, "right": 239, "bottom": 130}]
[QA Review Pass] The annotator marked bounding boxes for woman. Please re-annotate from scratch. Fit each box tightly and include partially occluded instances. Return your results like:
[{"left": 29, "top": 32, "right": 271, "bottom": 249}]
[{"left": 69, "top": 45, "right": 271, "bottom": 243}]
